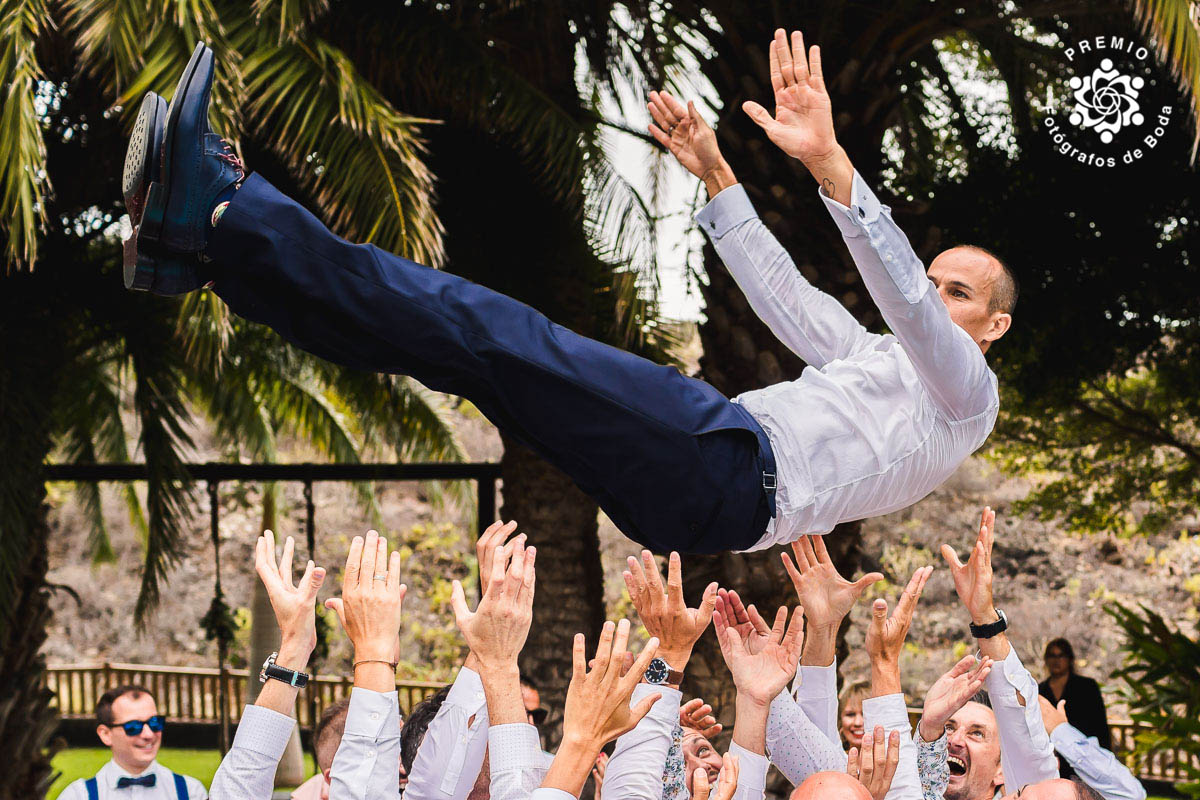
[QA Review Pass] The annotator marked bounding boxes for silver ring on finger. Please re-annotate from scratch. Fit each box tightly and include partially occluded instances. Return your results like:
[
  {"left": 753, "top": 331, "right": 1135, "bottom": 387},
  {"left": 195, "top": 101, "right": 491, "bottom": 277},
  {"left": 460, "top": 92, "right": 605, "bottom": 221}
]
[{"left": 373, "top": 573, "right": 388, "bottom": 581}]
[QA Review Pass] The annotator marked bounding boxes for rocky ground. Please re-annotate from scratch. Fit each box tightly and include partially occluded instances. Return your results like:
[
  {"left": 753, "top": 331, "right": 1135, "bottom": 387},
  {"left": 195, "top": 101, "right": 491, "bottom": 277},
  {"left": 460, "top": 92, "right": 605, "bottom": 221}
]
[{"left": 43, "top": 403, "right": 1200, "bottom": 715}]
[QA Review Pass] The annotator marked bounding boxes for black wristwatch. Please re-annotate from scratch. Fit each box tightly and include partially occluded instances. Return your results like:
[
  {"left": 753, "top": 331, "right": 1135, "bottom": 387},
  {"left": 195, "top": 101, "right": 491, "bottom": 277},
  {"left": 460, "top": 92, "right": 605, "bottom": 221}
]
[
  {"left": 643, "top": 657, "right": 685, "bottom": 686},
  {"left": 969, "top": 608, "right": 1009, "bottom": 639},
  {"left": 260, "top": 652, "right": 310, "bottom": 688}
]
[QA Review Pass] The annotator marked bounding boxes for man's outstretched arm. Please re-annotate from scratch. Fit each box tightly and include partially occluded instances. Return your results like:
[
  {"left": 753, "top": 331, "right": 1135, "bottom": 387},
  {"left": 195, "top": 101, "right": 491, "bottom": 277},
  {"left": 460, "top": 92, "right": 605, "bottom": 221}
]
[
  {"left": 647, "top": 90, "right": 880, "bottom": 369},
  {"left": 743, "top": 30, "right": 996, "bottom": 420}
]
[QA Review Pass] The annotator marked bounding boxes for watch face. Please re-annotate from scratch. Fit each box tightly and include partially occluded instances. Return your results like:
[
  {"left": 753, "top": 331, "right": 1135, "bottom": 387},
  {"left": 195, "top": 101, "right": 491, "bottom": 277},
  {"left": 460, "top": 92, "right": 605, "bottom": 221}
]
[{"left": 644, "top": 657, "right": 670, "bottom": 684}]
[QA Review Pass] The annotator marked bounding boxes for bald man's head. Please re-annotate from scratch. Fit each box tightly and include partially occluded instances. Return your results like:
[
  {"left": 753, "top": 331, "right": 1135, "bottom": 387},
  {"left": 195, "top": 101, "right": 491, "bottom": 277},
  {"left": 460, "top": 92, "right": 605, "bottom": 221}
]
[{"left": 789, "top": 771, "right": 872, "bottom": 800}]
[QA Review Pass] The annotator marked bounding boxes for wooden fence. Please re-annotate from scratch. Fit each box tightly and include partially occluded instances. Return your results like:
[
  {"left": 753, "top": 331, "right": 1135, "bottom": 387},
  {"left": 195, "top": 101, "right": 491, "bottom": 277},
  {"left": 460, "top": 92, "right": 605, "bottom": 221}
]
[
  {"left": 45, "top": 663, "right": 444, "bottom": 731},
  {"left": 44, "top": 665, "right": 1195, "bottom": 785}
]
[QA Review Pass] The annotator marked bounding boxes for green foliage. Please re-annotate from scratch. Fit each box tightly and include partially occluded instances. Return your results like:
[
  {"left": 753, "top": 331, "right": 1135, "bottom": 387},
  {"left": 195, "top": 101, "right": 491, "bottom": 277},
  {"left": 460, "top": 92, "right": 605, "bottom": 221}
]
[
  {"left": 1107, "top": 601, "right": 1200, "bottom": 797},
  {"left": 992, "top": 367, "right": 1200, "bottom": 536}
]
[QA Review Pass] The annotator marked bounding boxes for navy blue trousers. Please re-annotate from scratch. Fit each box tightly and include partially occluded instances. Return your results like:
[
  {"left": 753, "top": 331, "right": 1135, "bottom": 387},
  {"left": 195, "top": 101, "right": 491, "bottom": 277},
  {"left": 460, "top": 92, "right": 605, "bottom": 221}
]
[{"left": 209, "top": 174, "right": 776, "bottom": 553}]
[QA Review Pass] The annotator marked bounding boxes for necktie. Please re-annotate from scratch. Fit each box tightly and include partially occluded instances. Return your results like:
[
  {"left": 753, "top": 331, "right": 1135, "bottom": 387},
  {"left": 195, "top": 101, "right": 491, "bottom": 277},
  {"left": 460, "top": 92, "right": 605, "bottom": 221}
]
[{"left": 116, "top": 774, "right": 157, "bottom": 789}]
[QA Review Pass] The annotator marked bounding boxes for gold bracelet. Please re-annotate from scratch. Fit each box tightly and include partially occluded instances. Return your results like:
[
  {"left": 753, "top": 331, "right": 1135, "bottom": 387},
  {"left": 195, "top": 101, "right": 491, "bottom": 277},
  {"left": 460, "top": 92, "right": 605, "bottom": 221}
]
[{"left": 353, "top": 658, "right": 398, "bottom": 671}]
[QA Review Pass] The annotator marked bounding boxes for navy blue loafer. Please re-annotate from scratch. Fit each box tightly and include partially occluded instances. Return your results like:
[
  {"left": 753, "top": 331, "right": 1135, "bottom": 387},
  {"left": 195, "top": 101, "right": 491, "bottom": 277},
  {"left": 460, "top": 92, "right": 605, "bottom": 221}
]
[{"left": 126, "top": 41, "right": 244, "bottom": 295}]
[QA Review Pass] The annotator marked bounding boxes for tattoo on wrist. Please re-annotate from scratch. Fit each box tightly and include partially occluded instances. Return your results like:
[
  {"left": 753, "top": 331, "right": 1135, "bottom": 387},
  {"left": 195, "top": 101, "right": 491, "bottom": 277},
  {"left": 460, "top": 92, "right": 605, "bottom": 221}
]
[{"left": 822, "top": 178, "right": 835, "bottom": 197}]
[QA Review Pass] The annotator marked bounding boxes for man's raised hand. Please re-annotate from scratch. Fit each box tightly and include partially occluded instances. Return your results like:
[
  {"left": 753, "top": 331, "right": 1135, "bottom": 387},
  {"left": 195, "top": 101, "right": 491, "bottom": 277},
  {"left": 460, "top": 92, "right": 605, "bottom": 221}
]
[
  {"left": 646, "top": 91, "right": 733, "bottom": 195},
  {"left": 324, "top": 530, "right": 406, "bottom": 690},
  {"left": 681, "top": 697, "right": 723, "bottom": 738},
  {"left": 864, "top": 566, "right": 933, "bottom": 696},
  {"left": 255, "top": 530, "right": 326, "bottom": 656},
  {"left": 477, "top": 519, "right": 521, "bottom": 596},
  {"left": 847, "top": 726, "right": 900, "bottom": 800},
  {"left": 541, "top": 620, "right": 660, "bottom": 796},
  {"left": 692, "top": 753, "right": 740, "bottom": 800},
  {"left": 919, "top": 654, "right": 993, "bottom": 742},
  {"left": 1038, "top": 696, "right": 1070, "bottom": 736},
  {"left": 742, "top": 29, "right": 836, "bottom": 165},
  {"left": 451, "top": 536, "right": 536, "bottom": 670},
  {"left": 624, "top": 551, "right": 717, "bottom": 673},
  {"left": 714, "top": 588, "right": 774, "bottom": 656},
  {"left": 713, "top": 595, "right": 805, "bottom": 706},
  {"left": 941, "top": 507, "right": 999, "bottom": 626},
  {"left": 782, "top": 535, "right": 882, "bottom": 633}
]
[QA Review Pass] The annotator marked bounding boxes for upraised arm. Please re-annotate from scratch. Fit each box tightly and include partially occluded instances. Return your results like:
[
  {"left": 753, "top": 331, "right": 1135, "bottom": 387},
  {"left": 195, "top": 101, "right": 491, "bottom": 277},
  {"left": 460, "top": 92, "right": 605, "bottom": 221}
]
[
  {"left": 650, "top": 88, "right": 881, "bottom": 368},
  {"left": 744, "top": 29, "right": 997, "bottom": 419}
]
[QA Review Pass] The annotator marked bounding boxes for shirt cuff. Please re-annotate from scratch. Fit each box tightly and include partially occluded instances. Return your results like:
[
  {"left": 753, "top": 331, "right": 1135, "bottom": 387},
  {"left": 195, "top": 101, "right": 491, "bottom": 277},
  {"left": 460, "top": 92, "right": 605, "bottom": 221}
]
[
  {"left": 344, "top": 688, "right": 400, "bottom": 738},
  {"left": 726, "top": 742, "right": 769, "bottom": 792},
  {"left": 986, "top": 647, "right": 1038, "bottom": 707},
  {"left": 488, "top": 723, "right": 545, "bottom": 774},
  {"left": 232, "top": 705, "right": 296, "bottom": 758},
  {"left": 1050, "top": 722, "right": 1088, "bottom": 751},
  {"left": 695, "top": 183, "right": 757, "bottom": 239},
  {"left": 818, "top": 170, "right": 883, "bottom": 239},
  {"left": 862, "top": 693, "right": 912, "bottom": 732},
  {"left": 795, "top": 662, "right": 838, "bottom": 700},
  {"left": 633, "top": 683, "right": 682, "bottom": 721},
  {"left": 446, "top": 665, "right": 487, "bottom": 712}
]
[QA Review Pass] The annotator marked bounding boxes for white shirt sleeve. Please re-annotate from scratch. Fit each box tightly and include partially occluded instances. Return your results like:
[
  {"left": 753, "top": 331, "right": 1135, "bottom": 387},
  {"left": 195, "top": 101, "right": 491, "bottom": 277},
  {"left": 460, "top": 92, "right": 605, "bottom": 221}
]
[
  {"left": 488, "top": 723, "right": 552, "bottom": 800},
  {"left": 765, "top": 689, "right": 846, "bottom": 786},
  {"left": 186, "top": 775, "right": 210, "bottom": 800},
  {"left": 328, "top": 688, "right": 402, "bottom": 800},
  {"left": 861, "top": 694, "right": 922, "bottom": 800},
  {"left": 531, "top": 791, "right": 578, "bottom": 800},
  {"left": 601, "top": 685, "right": 682, "bottom": 800},
  {"left": 984, "top": 646, "right": 1059, "bottom": 789},
  {"left": 1051, "top": 723, "right": 1146, "bottom": 800},
  {"left": 818, "top": 172, "right": 996, "bottom": 420},
  {"left": 405, "top": 666, "right": 489, "bottom": 800},
  {"left": 725, "top": 742, "right": 769, "bottom": 800},
  {"left": 696, "top": 183, "right": 882, "bottom": 369},
  {"left": 55, "top": 779, "right": 86, "bottom": 800},
  {"left": 209, "top": 704, "right": 299, "bottom": 800},
  {"left": 793, "top": 661, "right": 841, "bottom": 746}
]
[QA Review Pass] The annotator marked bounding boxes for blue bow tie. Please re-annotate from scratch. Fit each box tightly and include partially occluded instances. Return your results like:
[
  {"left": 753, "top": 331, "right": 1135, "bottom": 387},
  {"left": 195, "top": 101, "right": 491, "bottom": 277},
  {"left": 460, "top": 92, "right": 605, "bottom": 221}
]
[{"left": 116, "top": 774, "right": 156, "bottom": 789}]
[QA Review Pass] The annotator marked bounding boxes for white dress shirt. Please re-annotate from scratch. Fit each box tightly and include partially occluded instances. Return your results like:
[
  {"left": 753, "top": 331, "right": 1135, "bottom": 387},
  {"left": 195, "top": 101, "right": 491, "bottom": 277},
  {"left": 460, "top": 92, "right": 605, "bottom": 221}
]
[
  {"left": 329, "top": 688, "right": 403, "bottom": 800},
  {"left": 862, "top": 694, "right": 923, "bottom": 800},
  {"left": 488, "top": 723, "right": 552, "bottom": 800},
  {"left": 602, "top": 685, "right": 683, "bottom": 800},
  {"left": 1051, "top": 723, "right": 1146, "bottom": 800},
  {"left": 405, "top": 666, "right": 489, "bottom": 800},
  {"left": 765, "top": 689, "right": 845, "bottom": 786},
  {"left": 59, "top": 760, "right": 207, "bottom": 800},
  {"left": 984, "top": 646, "right": 1059, "bottom": 790},
  {"left": 791, "top": 661, "right": 841, "bottom": 747},
  {"left": 602, "top": 685, "right": 768, "bottom": 800},
  {"left": 696, "top": 176, "right": 998, "bottom": 550},
  {"left": 209, "top": 704, "right": 299, "bottom": 799}
]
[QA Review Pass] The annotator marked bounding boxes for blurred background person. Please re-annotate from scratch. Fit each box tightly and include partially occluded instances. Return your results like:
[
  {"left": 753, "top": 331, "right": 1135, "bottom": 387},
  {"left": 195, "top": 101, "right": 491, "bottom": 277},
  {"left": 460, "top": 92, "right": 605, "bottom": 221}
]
[{"left": 1039, "top": 638, "right": 1111, "bottom": 777}]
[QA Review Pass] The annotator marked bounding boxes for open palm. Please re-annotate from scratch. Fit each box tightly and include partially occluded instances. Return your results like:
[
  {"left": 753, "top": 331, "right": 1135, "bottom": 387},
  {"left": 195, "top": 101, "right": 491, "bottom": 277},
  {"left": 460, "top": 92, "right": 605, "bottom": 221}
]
[
  {"left": 714, "top": 596, "right": 804, "bottom": 704},
  {"left": 647, "top": 90, "right": 724, "bottom": 180},
  {"left": 782, "top": 536, "right": 882, "bottom": 628},
  {"left": 743, "top": 29, "right": 838, "bottom": 163}
]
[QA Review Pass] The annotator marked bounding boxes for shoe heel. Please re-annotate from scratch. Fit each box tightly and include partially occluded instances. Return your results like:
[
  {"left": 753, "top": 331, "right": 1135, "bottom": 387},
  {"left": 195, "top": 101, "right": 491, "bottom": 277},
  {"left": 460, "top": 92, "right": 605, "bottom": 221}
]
[
  {"left": 139, "top": 181, "right": 167, "bottom": 246},
  {"left": 123, "top": 229, "right": 157, "bottom": 291}
]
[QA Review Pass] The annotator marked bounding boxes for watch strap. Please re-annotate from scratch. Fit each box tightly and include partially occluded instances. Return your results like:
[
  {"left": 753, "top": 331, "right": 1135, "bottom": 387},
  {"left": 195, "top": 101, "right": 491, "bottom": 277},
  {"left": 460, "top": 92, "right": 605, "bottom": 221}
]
[
  {"left": 969, "top": 608, "right": 1008, "bottom": 639},
  {"left": 260, "top": 652, "right": 310, "bottom": 688}
]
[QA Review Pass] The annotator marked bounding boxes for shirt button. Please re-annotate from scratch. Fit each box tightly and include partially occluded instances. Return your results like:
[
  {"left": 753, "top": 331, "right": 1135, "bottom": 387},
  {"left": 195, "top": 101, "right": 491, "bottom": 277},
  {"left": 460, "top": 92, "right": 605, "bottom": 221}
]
[{"left": 370, "top": 712, "right": 380, "bottom": 720}]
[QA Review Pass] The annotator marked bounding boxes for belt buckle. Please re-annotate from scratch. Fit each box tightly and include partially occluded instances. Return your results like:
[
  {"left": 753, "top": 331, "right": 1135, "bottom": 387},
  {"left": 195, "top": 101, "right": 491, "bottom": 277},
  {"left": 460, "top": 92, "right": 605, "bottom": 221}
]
[{"left": 762, "top": 471, "right": 777, "bottom": 491}]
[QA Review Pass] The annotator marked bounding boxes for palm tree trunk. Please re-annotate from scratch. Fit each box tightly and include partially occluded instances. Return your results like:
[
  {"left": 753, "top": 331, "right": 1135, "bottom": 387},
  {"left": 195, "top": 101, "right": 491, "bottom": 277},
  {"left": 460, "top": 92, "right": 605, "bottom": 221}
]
[
  {"left": 0, "top": 276, "right": 66, "bottom": 799},
  {"left": 500, "top": 435, "right": 605, "bottom": 747}
]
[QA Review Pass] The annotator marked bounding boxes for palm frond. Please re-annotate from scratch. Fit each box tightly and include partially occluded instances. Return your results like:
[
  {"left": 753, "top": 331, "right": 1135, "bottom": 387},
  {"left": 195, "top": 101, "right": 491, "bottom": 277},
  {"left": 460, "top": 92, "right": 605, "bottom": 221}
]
[
  {"left": 241, "top": 37, "right": 443, "bottom": 264},
  {"left": 251, "top": 0, "right": 328, "bottom": 43},
  {"left": 1134, "top": 0, "right": 1200, "bottom": 160},
  {"left": 61, "top": 0, "right": 147, "bottom": 93},
  {"left": 127, "top": 330, "right": 197, "bottom": 625},
  {"left": 0, "top": 0, "right": 51, "bottom": 268}
]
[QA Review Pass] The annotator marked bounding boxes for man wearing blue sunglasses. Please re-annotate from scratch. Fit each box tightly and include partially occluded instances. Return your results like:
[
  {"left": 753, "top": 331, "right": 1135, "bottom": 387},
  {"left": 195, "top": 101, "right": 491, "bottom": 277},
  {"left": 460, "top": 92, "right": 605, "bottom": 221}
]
[{"left": 58, "top": 686, "right": 207, "bottom": 799}]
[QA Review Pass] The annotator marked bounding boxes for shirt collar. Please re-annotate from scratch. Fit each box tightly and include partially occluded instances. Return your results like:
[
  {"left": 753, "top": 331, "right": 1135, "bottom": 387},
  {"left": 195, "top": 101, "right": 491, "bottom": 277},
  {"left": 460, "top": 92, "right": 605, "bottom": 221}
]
[{"left": 102, "top": 758, "right": 161, "bottom": 788}]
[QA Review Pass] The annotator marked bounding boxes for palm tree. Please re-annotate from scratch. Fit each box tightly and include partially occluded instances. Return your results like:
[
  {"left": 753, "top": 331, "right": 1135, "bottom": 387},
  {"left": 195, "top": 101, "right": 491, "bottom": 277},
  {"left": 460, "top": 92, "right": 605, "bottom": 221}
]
[{"left": 0, "top": 0, "right": 673, "bottom": 788}]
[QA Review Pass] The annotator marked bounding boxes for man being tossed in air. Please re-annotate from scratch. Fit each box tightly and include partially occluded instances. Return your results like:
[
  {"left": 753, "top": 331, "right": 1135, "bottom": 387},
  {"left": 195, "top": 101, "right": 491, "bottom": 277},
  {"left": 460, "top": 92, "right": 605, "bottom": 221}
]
[{"left": 120, "top": 29, "right": 1013, "bottom": 555}]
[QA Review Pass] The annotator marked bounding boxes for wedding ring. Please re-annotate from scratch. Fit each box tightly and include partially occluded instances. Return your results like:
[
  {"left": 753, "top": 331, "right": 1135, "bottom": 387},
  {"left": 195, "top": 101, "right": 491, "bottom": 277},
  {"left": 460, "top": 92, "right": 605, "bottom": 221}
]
[{"left": 373, "top": 573, "right": 388, "bottom": 581}]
